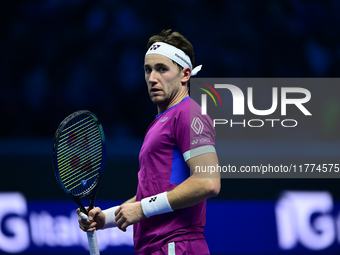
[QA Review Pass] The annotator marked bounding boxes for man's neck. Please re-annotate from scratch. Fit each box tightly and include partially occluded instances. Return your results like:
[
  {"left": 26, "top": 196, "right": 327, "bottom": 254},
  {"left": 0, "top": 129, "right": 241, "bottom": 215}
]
[{"left": 157, "top": 90, "right": 189, "bottom": 114}]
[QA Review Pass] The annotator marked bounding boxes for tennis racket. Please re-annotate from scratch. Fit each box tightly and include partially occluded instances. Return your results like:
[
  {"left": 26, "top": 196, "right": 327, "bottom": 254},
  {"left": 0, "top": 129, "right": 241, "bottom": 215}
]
[{"left": 52, "top": 110, "right": 106, "bottom": 255}]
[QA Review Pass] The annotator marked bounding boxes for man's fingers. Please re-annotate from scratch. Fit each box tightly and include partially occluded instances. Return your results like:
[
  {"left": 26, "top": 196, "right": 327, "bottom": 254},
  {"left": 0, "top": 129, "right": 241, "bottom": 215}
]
[
  {"left": 78, "top": 217, "right": 91, "bottom": 225},
  {"left": 79, "top": 222, "right": 97, "bottom": 232},
  {"left": 76, "top": 207, "right": 99, "bottom": 222},
  {"left": 115, "top": 208, "right": 122, "bottom": 224},
  {"left": 114, "top": 206, "right": 122, "bottom": 222},
  {"left": 115, "top": 214, "right": 123, "bottom": 229},
  {"left": 79, "top": 212, "right": 88, "bottom": 220},
  {"left": 80, "top": 221, "right": 97, "bottom": 229},
  {"left": 115, "top": 206, "right": 121, "bottom": 216},
  {"left": 115, "top": 212, "right": 129, "bottom": 231},
  {"left": 115, "top": 210, "right": 131, "bottom": 232},
  {"left": 76, "top": 207, "right": 89, "bottom": 217},
  {"left": 119, "top": 221, "right": 131, "bottom": 232},
  {"left": 88, "top": 207, "right": 102, "bottom": 222},
  {"left": 76, "top": 206, "right": 106, "bottom": 232},
  {"left": 78, "top": 216, "right": 97, "bottom": 231},
  {"left": 76, "top": 208, "right": 89, "bottom": 225}
]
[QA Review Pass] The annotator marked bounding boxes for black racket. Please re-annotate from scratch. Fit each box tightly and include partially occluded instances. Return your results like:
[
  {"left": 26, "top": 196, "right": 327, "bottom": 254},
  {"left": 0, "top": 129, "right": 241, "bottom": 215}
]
[{"left": 52, "top": 110, "right": 105, "bottom": 255}]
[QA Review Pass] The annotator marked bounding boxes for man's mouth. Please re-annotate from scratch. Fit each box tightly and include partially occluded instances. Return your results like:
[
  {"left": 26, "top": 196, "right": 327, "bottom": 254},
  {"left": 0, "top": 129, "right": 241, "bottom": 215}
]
[{"left": 150, "top": 88, "right": 162, "bottom": 93}]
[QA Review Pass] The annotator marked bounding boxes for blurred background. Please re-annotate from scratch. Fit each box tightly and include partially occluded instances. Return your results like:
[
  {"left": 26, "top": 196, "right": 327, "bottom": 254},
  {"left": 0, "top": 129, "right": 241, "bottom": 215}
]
[{"left": 1, "top": 0, "right": 340, "bottom": 254}]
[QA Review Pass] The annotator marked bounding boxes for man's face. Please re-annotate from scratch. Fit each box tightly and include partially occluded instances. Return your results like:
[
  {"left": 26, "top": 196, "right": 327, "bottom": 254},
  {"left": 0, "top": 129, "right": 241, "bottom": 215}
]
[{"left": 144, "top": 54, "right": 183, "bottom": 108}]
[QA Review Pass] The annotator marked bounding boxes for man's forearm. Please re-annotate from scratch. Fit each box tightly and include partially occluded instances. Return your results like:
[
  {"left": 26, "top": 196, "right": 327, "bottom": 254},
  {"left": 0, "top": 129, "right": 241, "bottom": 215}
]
[
  {"left": 167, "top": 152, "right": 220, "bottom": 210},
  {"left": 167, "top": 176, "right": 220, "bottom": 210}
]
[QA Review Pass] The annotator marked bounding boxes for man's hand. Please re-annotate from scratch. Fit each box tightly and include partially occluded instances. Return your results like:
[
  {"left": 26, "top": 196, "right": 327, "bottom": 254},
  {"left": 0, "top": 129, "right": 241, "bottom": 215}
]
[
  {"left": 115, "top": 202, "right": 146, "bottom": 232},
  {"left": 76, "top": 207, "right": 105, "bottom": 232}
]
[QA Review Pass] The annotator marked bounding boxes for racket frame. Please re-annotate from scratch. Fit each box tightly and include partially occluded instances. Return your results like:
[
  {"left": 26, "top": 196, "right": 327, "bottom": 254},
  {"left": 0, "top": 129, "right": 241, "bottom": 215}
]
[{"left": 52, "top": 110, "right": 106, "bottom": 216}]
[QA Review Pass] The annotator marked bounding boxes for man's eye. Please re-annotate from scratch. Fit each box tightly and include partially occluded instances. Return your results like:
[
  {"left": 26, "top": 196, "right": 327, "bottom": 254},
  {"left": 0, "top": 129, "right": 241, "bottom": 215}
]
[
  {"left": 160, "top": 67, "right": 167, "bottom": 72},
  {"left": 145, "top": 68, "right": 151, "bottom": 73}
]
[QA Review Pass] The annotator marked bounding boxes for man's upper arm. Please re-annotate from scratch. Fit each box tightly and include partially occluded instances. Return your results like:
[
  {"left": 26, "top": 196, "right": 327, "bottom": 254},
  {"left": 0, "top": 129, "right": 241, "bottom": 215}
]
[{"left": 187, "top": 152, "right": 220, "bottom": 179}]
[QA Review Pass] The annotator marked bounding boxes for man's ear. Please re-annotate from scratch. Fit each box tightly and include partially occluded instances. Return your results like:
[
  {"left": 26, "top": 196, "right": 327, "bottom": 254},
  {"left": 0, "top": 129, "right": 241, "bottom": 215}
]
[{"left": 181, "top": 67, "right": 191, "bottom": 84}]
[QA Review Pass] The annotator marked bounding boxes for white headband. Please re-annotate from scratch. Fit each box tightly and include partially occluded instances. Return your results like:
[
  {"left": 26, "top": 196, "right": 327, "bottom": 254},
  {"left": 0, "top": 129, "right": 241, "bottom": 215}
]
[{"left": 145, "top": 42, "right": 202, "bottom": 76}]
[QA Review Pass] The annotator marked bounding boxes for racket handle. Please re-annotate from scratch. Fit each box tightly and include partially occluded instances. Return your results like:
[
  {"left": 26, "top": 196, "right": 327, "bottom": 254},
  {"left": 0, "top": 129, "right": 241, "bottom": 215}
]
[
  {"left": 87, "top": 231, "right": 100, "bottom": 255},
  {"left": 80, "top": 212, "right": 100, "bottom": 255}
]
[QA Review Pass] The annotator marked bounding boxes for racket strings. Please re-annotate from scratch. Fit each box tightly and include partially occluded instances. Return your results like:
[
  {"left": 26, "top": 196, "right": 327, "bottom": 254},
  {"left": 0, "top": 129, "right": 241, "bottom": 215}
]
[
  {"left": 58, "top": 135, "right": 101, "bottom": 172},
  {"left": 66, "top": 167, "right": 100, "bottom": 191},
  {"left": 56, "top": 115, "right": 103, "bottom": 195},
  {"left": 59, "top": 115, "right": 91, "bottom": 139},
  {"left": 58, "top": 132, "right": 94, "bottom": 157},
  {"left": 58, "top": 120, "right": 100, "bottom": 172},
  {"left": 61, "top": 152, "right": 101, "bottom": 193},
  {"left": 62, "top": 156, "right": 101, "bottom": 187},
  {"left": 57, "top": 118, "right": 98, "bottom": 155}
]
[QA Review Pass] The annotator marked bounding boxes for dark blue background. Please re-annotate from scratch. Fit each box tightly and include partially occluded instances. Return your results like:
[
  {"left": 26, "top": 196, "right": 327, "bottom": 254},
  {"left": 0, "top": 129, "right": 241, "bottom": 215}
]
[{"left": 1, "top": 0, "right": 340, "bottom": 254}]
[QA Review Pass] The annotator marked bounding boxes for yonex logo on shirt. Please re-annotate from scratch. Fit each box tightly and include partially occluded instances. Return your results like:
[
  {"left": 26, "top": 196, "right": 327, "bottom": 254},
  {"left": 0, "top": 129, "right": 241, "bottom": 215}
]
[
  {"left": 160, "top": 117, "right": 168, "bottom": 122},
  {"left": 191, "top": 139, "right": 198, "bottom": 145},
  {"left": 149, "top": 197, "right": 157, "bottom": 203},
  {"left": 191, "top": 117, "right": 204, "bottom": 135}
]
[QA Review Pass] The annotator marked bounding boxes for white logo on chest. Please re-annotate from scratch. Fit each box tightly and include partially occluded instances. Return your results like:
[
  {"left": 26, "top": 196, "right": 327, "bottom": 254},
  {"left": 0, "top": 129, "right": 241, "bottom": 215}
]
[
  {"left": 160, "top": 117, "right": 168, "bottom": 122},
  {"left": 191, "top": 117, "right": 204, "bottom": 134}
]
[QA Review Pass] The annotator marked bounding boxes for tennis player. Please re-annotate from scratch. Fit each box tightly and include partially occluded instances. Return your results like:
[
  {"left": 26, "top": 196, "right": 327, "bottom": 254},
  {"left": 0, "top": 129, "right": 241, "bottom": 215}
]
[{"left": 77, "top": 29, "right": 220, "bottom": 255}]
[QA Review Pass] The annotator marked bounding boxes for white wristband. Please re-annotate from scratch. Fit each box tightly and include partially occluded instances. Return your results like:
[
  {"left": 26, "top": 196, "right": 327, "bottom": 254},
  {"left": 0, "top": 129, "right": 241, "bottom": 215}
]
[
  {"left": 101, "top": 205, "right": 120, "bottom": 229},
  {"left": 141, "top": 192, "right": 174, "bottom": 218}
]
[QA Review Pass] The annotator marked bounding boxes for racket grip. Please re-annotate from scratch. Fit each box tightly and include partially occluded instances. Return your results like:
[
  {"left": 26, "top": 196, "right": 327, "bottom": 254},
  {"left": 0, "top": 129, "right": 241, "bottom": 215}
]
[
  {"left": 80, "top": 212, "right": 100, "bottom": 255},
  {"left": 87, "top": 231, "right": 100, "bottom": 255}
]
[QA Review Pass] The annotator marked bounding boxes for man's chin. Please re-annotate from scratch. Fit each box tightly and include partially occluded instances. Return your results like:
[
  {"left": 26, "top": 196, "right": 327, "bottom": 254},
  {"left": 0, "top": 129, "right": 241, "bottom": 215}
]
[{"left": 150, "top": 96, "right": 165, "bottom": 105}]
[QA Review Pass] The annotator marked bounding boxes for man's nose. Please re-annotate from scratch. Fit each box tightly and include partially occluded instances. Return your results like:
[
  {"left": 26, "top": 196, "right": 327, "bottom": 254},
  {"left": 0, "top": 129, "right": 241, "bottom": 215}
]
[{"left": 148, "top": 70, "right": 158, "bottom": 83}]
